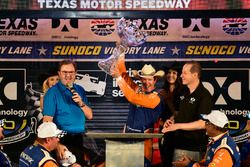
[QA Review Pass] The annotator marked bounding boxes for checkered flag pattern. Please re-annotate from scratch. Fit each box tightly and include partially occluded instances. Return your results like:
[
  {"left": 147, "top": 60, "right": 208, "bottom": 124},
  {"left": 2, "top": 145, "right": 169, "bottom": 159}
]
[
  {"left": 57, "top": 131, "right": 67, "bottom": 138},
  {"left": 25, "top": 83, "right": 42, "bottom": 109},
  {"left": 0, "top": 119, "right": 4, "bottom": 127}
]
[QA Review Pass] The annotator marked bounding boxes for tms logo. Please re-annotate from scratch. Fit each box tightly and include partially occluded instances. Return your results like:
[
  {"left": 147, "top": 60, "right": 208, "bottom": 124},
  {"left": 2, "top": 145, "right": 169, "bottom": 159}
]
[
  {"left": 183, "top": 18, "right": 210, "bottom": 31},
  {"left": 0, "top": 18, "right": 38, "bottom": 30},
  {"left": 52, "top": 19, "right": 78, "bottom": 32},
  {"left": 129, "top": 19, "right": 169, "bottom": 36},
  {"left": 136, "top": 19, "right": 169, "bottom": 30},
  {"left": 203, "top": 69, "right": 248, "bottom": 106},
  {"left": 0, "top": 69, "right": 26, "bottom": 107},
  {"left": 90, "top": 19, "right": 115, "bottom": 36},
  {"left": 222, "top": 18, "right": 248, "bottom": 35}
]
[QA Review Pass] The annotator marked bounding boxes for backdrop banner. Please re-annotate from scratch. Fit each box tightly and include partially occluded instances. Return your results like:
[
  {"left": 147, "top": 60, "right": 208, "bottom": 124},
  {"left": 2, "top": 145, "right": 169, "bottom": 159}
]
[
  {"left": 0, "top": 41, "right": 250, "bottom": 61},
  {"left": 0, "top": 18, "right": 250, "bottom": 42},
  {"left": 0, "top": 60, "right": 249, "bottom": 145},
  {"left": 0, "top": 0, "right": 250, "bottom": 10}
]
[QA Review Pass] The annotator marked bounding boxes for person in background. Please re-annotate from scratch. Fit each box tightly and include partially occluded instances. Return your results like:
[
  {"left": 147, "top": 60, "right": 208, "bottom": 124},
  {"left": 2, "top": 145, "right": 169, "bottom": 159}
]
[
  {"left": 38, "top": 67, "right": 59, "bottom": 110},
  {"left": 42, "top": 59, "right": 96, "bottom": 166},
  {"left": 162, "top": 61, "right": 213, "bottom": 163},
  {"left": 240, "top": 115, "right": 250, "bottom": 167},
  {"left": 0, "top": 119, "right": 13, "bottom": 167},
  {"left": 111, "top": 54, "right": 165, "bottom": 167},
  {"left": 157, "top": 62, "right": 184, "bottom": 167},
  {"left": 19, "top": 122, "right": 80, "bottom": 167},
  {"left": 241, "top": 138, "right": 250, "bottom": 167},
  {"left": 0, "top": 120, "right": 4, "bottom": 140},
  {"left": 173, "top": 110, "right": 241, "bottom": 167}
]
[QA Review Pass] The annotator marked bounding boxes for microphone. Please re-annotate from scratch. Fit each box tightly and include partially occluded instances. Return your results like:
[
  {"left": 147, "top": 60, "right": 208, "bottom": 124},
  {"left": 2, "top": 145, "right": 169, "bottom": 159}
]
[
  {"left": 66, "top": 83, "right": 86, "bottom": 108},
  {"left": 66, "top": 83, "right": 76, "bottom": 94}
]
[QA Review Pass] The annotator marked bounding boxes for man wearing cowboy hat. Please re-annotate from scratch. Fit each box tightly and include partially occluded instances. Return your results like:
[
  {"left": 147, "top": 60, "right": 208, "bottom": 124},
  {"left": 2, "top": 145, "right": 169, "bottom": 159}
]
[{"left": 111, "top": 55, "right": 165, "bottom": 166}]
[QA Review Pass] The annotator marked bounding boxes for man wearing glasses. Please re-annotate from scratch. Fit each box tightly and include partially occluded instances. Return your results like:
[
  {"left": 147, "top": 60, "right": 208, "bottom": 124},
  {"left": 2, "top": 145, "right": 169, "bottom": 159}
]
[
  {"left": 172, "top": 110, "right": 240, "bottom": 167},
  {"left": 43, "top": 59, "right": 93, "bottom": 166}
]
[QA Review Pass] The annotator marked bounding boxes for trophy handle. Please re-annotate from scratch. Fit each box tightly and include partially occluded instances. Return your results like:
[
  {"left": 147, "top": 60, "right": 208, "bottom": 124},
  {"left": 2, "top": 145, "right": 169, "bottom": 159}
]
[{"left": 98, "top": 44, "right": 126, "bottom": 75}]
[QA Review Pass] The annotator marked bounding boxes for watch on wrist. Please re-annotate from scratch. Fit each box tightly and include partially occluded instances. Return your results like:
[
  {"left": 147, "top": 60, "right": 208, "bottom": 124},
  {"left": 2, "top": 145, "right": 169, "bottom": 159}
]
[{"left": 80, "top": 103, "right": 86, "bottom": 108}]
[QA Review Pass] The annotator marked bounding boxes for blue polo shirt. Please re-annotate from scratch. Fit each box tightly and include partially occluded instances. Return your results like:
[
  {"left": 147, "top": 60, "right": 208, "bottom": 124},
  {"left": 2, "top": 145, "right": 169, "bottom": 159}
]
[{"left": 43, "top": 81, "right": 89, "bottom": 134}]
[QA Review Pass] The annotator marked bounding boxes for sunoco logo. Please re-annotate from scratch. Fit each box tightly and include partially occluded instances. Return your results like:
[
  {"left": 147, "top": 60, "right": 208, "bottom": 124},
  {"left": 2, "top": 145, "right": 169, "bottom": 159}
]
[
  {"left": 222, "top": 18, "right": 247, "bottom": 35},
  {"left": 90, "top": 19, "right": 115, "bottom": 36}
]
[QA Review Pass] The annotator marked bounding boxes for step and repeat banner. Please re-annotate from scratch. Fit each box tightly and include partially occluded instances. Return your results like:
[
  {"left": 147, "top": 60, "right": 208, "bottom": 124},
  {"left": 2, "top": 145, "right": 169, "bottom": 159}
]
[
  {"left": 0, "top": 0, "right": 250, "bottom": 10},
  {"left": 0, "top": 18, "right": 250, "bottom": 42},
  {"left": 0, "top": 17, "right": 250, "bottom": 159}
]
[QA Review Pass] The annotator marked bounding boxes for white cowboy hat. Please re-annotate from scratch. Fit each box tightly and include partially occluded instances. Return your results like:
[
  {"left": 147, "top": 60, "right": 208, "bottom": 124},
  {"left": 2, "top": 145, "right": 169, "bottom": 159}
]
[{"left": 132, "top": 64, "right": 165, "bottom": 79}]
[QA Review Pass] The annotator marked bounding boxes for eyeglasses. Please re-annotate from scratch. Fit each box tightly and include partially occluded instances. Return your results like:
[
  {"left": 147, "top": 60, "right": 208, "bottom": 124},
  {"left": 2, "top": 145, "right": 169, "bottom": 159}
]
[{"left": 60, "top": 71, "right": 75, "bottom": 75}]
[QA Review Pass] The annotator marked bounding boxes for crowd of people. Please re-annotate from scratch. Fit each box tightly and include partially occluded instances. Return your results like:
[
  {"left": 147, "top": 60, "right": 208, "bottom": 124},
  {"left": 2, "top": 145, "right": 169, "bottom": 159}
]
[{"left": 0, "top": 58, "right": 249, "bottom": 167}]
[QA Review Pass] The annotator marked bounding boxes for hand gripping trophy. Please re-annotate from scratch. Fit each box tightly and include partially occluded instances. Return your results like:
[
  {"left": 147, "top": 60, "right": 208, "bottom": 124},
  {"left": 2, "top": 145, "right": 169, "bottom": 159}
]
[{"left": 98, "top": 17, "right": 147, "bottom": 75}]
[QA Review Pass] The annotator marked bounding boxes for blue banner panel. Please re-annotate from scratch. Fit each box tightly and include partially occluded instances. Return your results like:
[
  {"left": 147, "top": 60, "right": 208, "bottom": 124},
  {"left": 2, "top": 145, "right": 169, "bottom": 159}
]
[{"left": 1, "top": 41, "right": 250, "bottom": 60}]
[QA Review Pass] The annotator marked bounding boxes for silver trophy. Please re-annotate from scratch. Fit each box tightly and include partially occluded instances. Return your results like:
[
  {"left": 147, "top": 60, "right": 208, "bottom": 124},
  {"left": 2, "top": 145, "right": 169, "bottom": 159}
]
[{"left": 98, "top": 17, "right": 147, "bottom": 75}]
